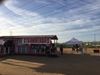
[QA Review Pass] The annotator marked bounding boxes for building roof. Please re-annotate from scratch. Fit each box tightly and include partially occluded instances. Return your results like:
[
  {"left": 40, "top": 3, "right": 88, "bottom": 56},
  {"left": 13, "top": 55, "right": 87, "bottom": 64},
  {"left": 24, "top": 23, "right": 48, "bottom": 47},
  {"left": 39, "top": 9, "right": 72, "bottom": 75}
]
[{"left": 0, "top": 35, "right": 58, "bottom": 40}]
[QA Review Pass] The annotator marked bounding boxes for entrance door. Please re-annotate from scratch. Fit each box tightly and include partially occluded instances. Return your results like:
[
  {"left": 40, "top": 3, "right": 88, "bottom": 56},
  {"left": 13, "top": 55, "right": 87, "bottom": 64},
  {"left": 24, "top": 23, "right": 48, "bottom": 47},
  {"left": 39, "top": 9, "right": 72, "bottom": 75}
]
[{"left": 4, "top": 40, "right": 15, "bottom": 55}]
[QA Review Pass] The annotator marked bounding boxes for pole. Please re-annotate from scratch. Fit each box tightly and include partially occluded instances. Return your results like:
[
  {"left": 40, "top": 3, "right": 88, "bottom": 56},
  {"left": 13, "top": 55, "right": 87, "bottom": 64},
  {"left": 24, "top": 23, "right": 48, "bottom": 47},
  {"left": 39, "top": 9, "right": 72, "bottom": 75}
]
[{"left": 94, "top": 32, "right": 96, "bottom": 48}]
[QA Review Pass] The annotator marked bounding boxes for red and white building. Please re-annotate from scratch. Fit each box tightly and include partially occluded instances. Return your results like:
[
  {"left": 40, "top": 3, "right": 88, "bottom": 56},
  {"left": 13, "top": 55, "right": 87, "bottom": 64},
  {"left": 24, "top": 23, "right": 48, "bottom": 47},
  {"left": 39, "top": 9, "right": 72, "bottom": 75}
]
[{"left": 0, "top": 35, "right": 58, "bottom": 56}]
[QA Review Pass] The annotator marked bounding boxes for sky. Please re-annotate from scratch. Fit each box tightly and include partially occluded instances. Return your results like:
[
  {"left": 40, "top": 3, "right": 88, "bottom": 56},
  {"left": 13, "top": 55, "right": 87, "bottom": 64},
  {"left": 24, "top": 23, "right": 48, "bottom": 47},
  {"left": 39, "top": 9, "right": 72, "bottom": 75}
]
[{"left": 0, "top": 0, "right": 100, "bottom": 43}]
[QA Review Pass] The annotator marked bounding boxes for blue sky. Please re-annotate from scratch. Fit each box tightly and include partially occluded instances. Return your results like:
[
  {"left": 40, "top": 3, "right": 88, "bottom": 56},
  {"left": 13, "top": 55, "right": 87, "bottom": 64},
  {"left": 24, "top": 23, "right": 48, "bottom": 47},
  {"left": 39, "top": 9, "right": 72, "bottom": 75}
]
[{"left": 0, "top": 0, "right": 100, "bottom": 43}]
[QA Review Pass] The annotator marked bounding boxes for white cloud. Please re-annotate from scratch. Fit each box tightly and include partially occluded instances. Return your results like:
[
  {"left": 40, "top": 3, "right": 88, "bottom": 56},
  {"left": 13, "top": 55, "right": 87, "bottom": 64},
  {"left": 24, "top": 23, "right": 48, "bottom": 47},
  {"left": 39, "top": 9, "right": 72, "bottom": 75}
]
[
  {"left": 4, "top": 0, "right": 40, "bottom": 17},
  {"left": 0, "top": 17, "right": 13, "bottom": 29},
  {"left": 0, "top": 0, "right": 100, "bottom": 42}
]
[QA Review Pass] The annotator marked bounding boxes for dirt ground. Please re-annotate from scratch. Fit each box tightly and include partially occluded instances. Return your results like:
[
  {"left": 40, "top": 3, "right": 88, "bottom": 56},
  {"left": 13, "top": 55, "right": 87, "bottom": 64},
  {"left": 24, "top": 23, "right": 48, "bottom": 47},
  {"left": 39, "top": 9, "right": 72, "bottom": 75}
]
[{"left": 0, "top": 48, "right": 100, "bottom": 75}]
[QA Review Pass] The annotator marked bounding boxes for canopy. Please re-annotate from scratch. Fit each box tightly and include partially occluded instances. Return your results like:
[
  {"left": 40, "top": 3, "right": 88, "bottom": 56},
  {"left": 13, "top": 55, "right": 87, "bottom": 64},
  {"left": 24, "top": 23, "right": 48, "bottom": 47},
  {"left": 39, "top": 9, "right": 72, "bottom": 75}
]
[{"left": 66, "top": 38, "right": 83, "bottom": 45}]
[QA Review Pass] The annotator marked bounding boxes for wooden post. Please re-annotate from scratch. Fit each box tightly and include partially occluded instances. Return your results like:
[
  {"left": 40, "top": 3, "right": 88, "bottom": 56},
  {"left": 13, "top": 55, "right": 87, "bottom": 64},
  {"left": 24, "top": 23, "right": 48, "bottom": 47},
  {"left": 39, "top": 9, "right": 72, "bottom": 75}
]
[{"left": 29, "top": 43, "right": 31, "bottom": 55}]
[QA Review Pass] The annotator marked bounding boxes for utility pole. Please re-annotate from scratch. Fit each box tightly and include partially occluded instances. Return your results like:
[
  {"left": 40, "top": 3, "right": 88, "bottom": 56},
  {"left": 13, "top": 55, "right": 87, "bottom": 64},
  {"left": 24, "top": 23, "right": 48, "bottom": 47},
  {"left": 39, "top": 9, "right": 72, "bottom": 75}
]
[{"left": 94, "top": 32, "right": 96, "bottom": 48}]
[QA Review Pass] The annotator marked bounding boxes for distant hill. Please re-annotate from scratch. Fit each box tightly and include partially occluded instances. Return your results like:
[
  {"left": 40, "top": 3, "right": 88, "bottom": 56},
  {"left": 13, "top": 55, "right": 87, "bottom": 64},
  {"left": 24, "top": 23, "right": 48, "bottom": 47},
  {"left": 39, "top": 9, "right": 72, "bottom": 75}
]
[{"left": 64, "top": 38, "right": 83, "bottom": 45}]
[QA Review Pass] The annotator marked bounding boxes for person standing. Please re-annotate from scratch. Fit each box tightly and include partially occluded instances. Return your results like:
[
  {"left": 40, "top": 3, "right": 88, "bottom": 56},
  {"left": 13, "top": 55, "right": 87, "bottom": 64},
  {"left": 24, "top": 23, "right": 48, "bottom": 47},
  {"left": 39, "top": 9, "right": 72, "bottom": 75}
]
[
  {"left": 75, "top": 44, "right": 79, "bottom": 53},
  {"left": 60, "top": 44, "right": 63, "bottom": 55},
  {"left": 72, "top": 45, "right": 75, "bottom": 53}
]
